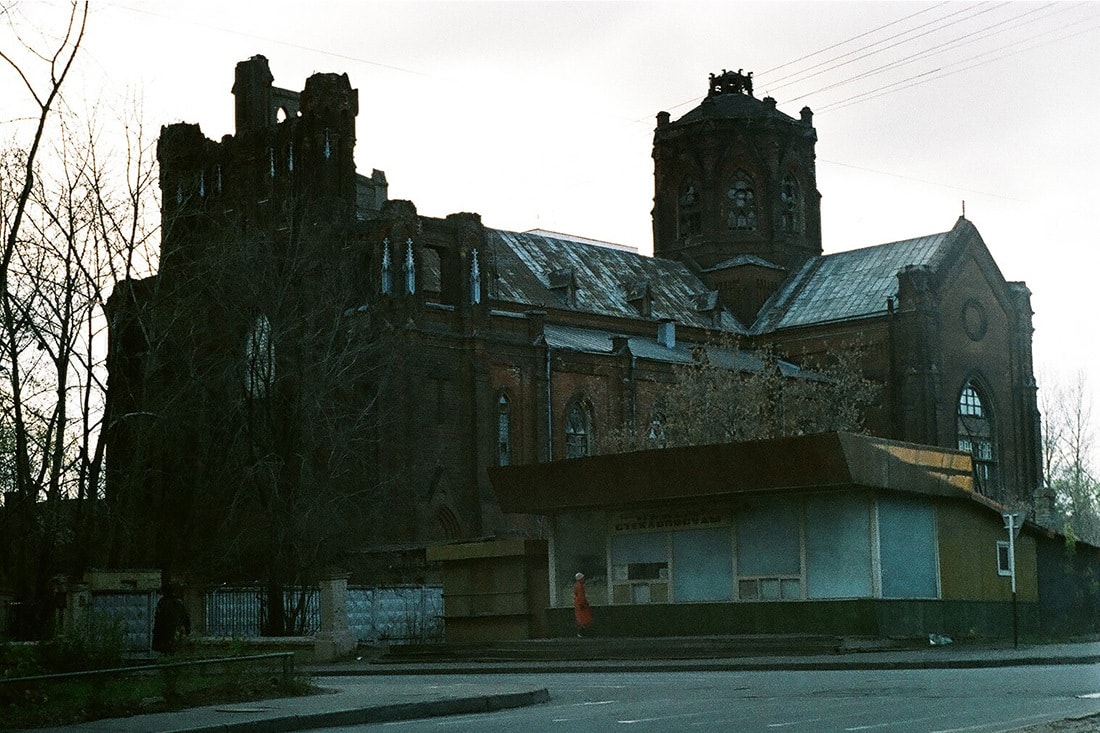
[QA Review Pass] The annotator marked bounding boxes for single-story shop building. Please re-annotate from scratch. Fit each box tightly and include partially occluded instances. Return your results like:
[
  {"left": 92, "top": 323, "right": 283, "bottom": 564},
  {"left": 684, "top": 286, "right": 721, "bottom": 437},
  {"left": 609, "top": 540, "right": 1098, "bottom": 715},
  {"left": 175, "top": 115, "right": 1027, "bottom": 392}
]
[{"left": 489, "top": 432, "right": 1044, "bottom": 638}]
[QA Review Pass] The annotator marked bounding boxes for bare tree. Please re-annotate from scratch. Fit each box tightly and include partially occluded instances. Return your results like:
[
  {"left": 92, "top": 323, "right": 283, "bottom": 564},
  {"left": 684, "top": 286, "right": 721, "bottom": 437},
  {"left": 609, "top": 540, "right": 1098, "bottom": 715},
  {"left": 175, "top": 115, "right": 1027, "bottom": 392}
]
[
  {"left": 604, "top": 337, "right": 880, "bottom": 453},
  {"left": 1, "top": 2, "right": 165, "bottom": 639},
  {"left": 1041, "top": 369, "right": 1099, "bottom": 544},
  {"left": 0, "top": 0, "right": 90, "bottom": 637}
]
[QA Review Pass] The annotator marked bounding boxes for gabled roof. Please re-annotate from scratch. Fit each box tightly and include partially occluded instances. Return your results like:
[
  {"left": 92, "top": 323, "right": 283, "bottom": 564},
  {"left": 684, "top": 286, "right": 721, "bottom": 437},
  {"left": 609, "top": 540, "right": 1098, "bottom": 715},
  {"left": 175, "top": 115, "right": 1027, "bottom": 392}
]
[
  {"left": 751, "top": 220, "right": 969, "bottom": 333},
  {"left": 486, "top": 229, "right": 745, "bottom": 333}
]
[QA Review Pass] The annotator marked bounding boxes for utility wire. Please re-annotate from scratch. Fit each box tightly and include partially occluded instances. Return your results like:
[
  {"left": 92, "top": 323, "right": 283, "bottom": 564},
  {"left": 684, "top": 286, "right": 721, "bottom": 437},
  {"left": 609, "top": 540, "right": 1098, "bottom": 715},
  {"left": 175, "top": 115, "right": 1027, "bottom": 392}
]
[
  {"left": 785, "top": 2, "right": 1075, "bottom": 103},
  {"left": 764, "top": 2, "right": 1008, "bottom": 92},
  {"left": 759, "top": 1, "right": 951, "bottom": 76},
  {"left": 817, "top": 20, "right": 1100, "bottom": 113}
]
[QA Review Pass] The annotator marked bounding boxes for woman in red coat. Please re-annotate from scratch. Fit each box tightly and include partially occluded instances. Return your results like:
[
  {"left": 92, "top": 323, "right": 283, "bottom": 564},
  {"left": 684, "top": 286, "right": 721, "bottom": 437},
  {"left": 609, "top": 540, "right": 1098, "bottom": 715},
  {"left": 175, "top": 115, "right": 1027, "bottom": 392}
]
[{"left": 573, "top": 572, "right": 593, "bottom": 636}]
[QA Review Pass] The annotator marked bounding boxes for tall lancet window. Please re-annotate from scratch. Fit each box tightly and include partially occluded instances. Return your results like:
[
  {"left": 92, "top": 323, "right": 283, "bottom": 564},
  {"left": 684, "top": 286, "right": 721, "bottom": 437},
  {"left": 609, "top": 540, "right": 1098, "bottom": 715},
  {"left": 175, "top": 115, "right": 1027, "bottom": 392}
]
[
  {"left": 781, "top": 175, "right": 802, "bottom": 234},
  {"left": 324, "top": 129, "right": 332, "bottom": 160},
  {"left": 726, "top": 171, "right": 757, "bottom": 230},
  {"left": 404, "top": 238, "right": 416, "bottom": 295},
  {"left": 380, "top": 238, "right": 393, "bottom": 295},
  {"left": 245, "top": 314, "right": 274, "bottom": 399},
  {"left": 957, "top": 380, "right": 997, "bottom": 496},
  {"left": 565, "top": 400, "right": 592, "bottom": 459},
  {"left": 497, "top": 394, "right": 511, "bottom": 466},
  {"left": 470, "top": 248, "right": 482, "bottom": 305},
  {"left": 678, "top": 180, "right": 701, "bottom": 238}
]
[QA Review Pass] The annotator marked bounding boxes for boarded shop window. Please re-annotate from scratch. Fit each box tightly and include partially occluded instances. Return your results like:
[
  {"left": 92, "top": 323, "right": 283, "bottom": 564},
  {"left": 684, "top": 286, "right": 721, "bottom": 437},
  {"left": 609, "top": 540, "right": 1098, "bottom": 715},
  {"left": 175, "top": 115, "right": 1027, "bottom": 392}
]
[
  {"left": 878, "top": 497, "right": 939, "bottom": 598},
  {"left": 672, "top": 527, "right": 733, "bottom": 602},
  {"left": 805, "top": 494, "right": 873, "bottom": 599},
  {"left": 554, "top": 512, "right": 608, "bottom": 607},
  {"left": 611, "top": 532, "right": 669, "bottom": 604},
  {"left": 736, "top": 501, "right": 802, "bottom": 601}
]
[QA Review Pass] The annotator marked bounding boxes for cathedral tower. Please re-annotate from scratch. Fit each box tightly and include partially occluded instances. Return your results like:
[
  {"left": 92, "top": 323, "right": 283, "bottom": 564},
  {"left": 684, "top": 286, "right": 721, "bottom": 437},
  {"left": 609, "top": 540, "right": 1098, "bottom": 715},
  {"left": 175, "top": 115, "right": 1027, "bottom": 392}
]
[{"left": 652, "top": 70, "right": 822, "bottom": 324}]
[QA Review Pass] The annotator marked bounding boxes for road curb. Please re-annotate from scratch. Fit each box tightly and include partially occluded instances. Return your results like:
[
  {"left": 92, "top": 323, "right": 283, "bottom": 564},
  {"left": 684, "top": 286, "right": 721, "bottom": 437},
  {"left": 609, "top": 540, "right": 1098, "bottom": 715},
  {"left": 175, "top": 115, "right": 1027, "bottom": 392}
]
[
  {"left": 309, "top": 655, "right": 1100, "bottom": 676},
  {"left": 164, "top": 688, "right": 551, "bottom": 733}
]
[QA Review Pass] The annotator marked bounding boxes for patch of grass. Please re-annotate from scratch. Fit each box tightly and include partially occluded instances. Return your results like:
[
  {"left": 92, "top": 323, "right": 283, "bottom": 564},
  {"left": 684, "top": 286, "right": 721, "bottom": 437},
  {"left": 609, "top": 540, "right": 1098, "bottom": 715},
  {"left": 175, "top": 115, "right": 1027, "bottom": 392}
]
[{"left": 0, "top": 658, "right": 317, "bottom": 729}]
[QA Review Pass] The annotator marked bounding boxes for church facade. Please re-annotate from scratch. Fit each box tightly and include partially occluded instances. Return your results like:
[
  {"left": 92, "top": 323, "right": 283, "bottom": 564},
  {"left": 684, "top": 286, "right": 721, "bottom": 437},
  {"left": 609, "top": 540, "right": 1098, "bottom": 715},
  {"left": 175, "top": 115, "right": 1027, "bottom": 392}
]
[{"left": 104, "top": 59, "right": 1042, "bottom": 582}]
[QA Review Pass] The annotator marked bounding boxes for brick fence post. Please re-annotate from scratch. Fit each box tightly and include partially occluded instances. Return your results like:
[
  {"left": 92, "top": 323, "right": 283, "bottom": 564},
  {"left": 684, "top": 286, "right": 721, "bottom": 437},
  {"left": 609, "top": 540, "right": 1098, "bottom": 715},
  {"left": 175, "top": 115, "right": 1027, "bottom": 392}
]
[{"left": 314, "top": 574, "right": 356, "bottom": 662}]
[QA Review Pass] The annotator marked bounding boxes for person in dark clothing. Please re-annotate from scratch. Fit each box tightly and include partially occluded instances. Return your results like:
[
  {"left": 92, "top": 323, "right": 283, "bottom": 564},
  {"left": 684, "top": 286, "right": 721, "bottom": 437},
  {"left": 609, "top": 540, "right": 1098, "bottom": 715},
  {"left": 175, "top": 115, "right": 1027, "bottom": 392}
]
[{"left": 152, "top": 584, "right": 191, "bottom": 654}]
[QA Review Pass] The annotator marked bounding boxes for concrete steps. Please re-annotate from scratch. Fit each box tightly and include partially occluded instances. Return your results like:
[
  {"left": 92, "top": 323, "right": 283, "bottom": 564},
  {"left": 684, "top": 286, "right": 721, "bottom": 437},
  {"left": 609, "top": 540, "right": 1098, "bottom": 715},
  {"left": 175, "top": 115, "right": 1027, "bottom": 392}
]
[{"left": 374, "top": 634, "right": 910, "bottom": 663}]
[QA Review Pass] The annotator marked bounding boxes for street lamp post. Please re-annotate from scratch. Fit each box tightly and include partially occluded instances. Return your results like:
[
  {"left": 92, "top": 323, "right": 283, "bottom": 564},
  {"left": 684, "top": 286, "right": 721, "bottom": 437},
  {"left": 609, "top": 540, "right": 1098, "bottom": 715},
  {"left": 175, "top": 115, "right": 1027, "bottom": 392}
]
[{"left": 1002, "top": 512, "right": 1022, "bottom": 649}]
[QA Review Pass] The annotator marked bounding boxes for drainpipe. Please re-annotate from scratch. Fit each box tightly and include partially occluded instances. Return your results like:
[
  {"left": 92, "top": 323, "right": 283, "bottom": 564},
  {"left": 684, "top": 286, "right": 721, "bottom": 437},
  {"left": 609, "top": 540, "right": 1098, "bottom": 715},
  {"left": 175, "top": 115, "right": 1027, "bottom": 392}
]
[
  {"left": 545, "top": 344, "right": 553, "bottom": 461},
  {"left": 526, "top": 310, "right": 551, "bottom": 462}
]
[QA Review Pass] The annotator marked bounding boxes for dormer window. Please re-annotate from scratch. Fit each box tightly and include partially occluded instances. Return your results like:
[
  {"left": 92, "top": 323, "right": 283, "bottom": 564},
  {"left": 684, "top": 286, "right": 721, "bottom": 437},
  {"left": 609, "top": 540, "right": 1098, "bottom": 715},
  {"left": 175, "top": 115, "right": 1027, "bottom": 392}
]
[
  {"left": 726, "top": 171, "right": 757, "bottom": 231},
  {"left": 626, "top": 280, "right": 651, "bottom": 317},
  {"left": 678, "top": 180, "right": 702, "bottom": 238},
  {"left": 781, "top": 175, "right": 802, "bottom": 234},
  {"left": 549, "top": 268, "right": 576, "bottom": 308}
]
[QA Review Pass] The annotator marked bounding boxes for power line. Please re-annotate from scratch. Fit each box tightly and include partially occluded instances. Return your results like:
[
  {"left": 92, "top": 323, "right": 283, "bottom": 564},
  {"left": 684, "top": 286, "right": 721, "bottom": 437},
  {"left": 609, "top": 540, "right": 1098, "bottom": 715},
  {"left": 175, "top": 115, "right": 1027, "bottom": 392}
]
[
  {"left": 785, "top": 2, "right": 1076, "bottom": 104},
  {"left": 759, "top": 2, "right": 951, "bottom": 76},
  {"left": 817, "top": 18, "right": 1100, "bottom": 113},
  {"left": 764, "top": 2, "right": 1009, "bottom": 92}
]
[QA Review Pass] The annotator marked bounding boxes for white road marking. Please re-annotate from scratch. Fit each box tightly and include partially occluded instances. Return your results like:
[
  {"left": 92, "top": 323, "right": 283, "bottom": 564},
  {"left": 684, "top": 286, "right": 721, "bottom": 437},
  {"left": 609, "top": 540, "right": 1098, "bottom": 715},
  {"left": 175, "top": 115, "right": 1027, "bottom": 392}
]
[
  {"left": 618, "top": 712, "right": 707, "bottom": 724},
  {"left": 930, "top": 712, "right": 1060, "bottom": 733}
]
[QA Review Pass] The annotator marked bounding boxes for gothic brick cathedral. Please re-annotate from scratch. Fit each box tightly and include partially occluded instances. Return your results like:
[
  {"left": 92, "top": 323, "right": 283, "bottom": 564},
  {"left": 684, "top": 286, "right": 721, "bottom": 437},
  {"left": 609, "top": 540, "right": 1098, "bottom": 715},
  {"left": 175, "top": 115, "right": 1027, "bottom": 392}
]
[{"left": 105, "top": 58, "right": 1042, "bottom": 581}]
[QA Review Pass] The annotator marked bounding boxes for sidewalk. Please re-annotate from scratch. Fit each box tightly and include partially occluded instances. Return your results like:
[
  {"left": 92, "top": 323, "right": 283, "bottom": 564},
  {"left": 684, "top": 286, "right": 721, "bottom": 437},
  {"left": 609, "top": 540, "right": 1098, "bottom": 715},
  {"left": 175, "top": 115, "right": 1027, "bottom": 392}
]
[{"left": 29, "top": 638, "right": 1100, "bottom": 733}]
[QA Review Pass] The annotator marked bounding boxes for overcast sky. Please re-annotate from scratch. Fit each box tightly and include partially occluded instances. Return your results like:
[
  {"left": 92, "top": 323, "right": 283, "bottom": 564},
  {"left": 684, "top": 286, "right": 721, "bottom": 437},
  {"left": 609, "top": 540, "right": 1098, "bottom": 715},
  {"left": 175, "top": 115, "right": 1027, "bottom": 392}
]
[{"left": 4, "top": 1, "right": 1098, "bottom": 429}]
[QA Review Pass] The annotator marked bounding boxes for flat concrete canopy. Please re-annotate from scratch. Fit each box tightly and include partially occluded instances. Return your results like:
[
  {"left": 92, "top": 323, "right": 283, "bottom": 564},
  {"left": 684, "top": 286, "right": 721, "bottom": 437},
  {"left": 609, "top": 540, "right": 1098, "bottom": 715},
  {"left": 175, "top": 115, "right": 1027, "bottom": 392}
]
[{"left": 489, "top": 432, "right": 994, "bottom": 514}]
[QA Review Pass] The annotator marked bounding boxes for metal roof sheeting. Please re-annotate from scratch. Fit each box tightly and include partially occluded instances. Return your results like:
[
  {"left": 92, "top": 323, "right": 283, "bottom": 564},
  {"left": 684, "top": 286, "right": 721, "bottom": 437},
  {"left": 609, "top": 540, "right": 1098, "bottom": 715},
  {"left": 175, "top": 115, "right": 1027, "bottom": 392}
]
[
  {"left": 542, "top": 324, "right": 799, "bottom": 374},
  {"left": 752, "top": 229, "right": 954, "bottom": 333},
  {"left": 486, "top": 230, "right": 746, "bottom": 333}
]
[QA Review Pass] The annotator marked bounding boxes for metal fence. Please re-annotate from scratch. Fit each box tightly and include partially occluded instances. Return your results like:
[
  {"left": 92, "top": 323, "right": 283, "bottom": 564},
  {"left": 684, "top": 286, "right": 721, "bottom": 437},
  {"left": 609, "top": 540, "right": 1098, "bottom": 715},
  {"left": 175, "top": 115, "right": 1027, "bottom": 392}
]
[
  {"left": 347, "top": 585, "right": 443, "bottom": 643},
  {"left": 202, "top": 585, "right": 442, "bottom": 643},
  {"left": 204, "top": 586, "right": 320, "bottom": 637},
  {"left": 89, "top": 592, "right": 156, "bottom": 651}
]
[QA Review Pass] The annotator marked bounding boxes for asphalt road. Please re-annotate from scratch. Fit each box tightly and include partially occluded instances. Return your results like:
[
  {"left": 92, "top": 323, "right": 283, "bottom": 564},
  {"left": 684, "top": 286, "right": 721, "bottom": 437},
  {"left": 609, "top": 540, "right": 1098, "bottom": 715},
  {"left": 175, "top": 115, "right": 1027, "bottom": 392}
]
[{"left": 313, "top": 665, "right": 1100, "bottom": 733}]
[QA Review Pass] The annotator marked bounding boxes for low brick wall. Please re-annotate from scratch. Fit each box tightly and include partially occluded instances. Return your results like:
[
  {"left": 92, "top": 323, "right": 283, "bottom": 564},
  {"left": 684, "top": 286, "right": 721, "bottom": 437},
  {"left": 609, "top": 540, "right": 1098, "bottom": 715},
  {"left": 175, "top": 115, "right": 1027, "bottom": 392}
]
[{"left": 544, "top": 599, "right": 1039, "bottom": 640}]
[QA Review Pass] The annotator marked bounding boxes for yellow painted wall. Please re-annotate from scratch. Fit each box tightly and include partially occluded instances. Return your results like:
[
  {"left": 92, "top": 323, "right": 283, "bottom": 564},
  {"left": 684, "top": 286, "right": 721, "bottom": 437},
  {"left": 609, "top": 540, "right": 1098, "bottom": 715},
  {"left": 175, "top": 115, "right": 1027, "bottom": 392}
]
[{"left": 937, "top": 501, "right": 1036, "bottom": 602}]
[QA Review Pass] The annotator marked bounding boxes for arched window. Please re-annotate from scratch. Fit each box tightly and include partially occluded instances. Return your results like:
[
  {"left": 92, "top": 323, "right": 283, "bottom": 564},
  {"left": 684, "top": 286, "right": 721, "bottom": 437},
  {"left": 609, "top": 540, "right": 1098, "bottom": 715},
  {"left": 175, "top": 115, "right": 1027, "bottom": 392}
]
[
  {"left": 497, "top": 394, "right": 511, "bottom": 467},
  {"left": 957, "top": 380, "right": 997, "bottom": 496},
  {"left": 565, "top": 400, "right": 592, "bottom": 459},
  {"left": 726, "top": 171, "right": 757, "bottom": 231},
  {"left": 780, "top": 174, "right": 802, "bottom": 234},
  {"left": 380, "top": 238, "right": 393, "bottom": 295},
  {"left": 678, "top": 180, "right": 702, "bottom": 238},
  {"left": 245, "top": 314, "right": 274, "bottom": 398},
  {"left": 403, "top": 238, "right": 416, "bottom": 295}
]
